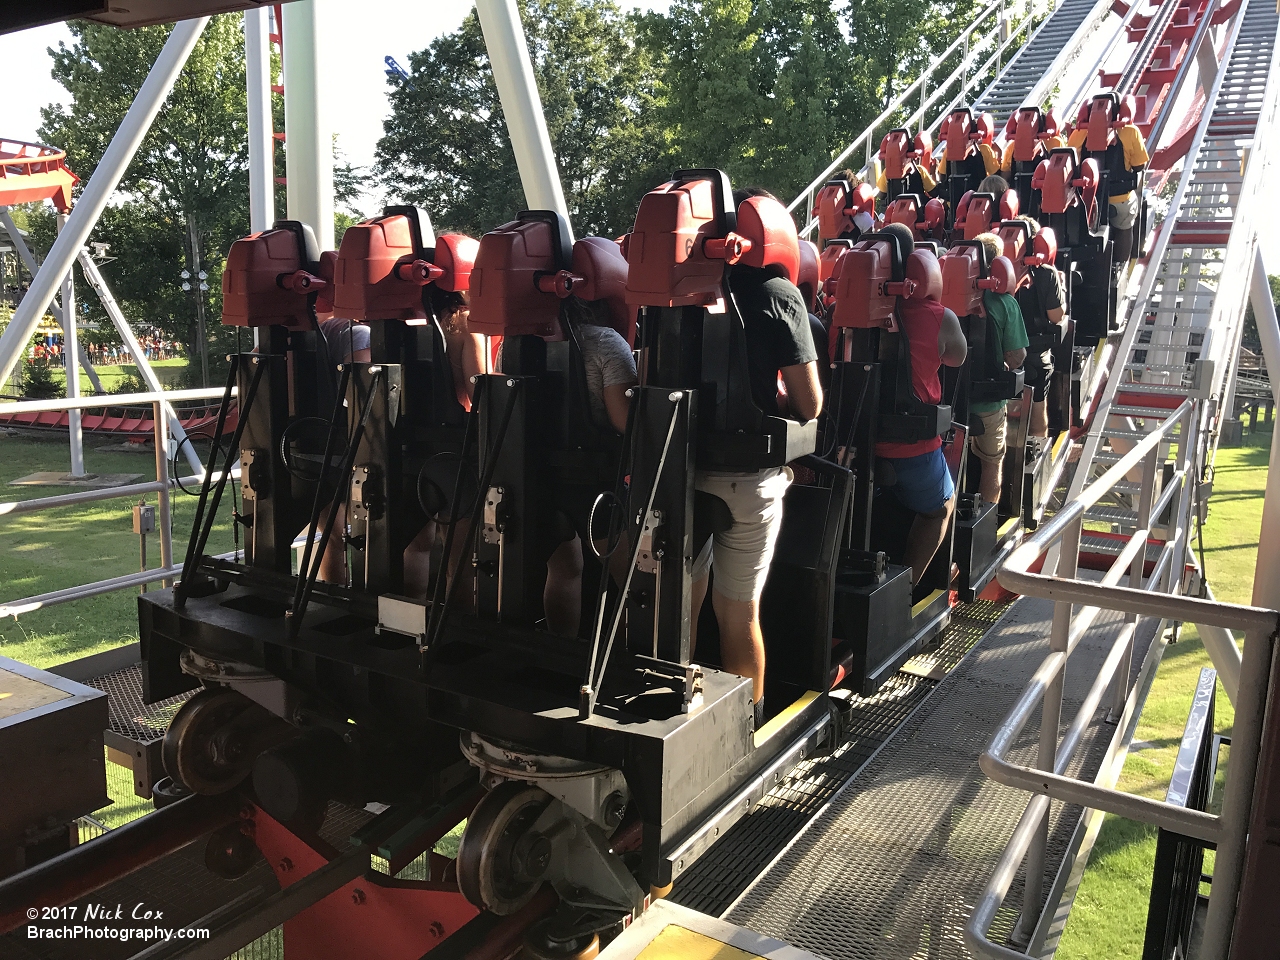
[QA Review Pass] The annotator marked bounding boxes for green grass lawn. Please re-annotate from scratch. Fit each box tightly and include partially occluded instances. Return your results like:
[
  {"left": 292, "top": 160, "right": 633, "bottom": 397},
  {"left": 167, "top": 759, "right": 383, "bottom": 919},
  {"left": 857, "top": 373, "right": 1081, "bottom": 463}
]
[
  {"left": 0, "top": 431, "right": 236, "bottom": 668},
  {"left": 45, "top": 356, "right": 191, "bottom": 393},
  {"left": 1055, "top": 424, "right": 1269, "bottom": 958}
]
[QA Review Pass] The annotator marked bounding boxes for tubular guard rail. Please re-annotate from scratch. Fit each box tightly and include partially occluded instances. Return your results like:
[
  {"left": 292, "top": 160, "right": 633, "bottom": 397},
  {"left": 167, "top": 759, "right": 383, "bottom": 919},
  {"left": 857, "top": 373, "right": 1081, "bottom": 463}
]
[
  {"left": 966, "top": 397, "right": 1278, "bottom": 960},
  {"left": 0, "top": 387, "right": 236, "bottom": 618}
]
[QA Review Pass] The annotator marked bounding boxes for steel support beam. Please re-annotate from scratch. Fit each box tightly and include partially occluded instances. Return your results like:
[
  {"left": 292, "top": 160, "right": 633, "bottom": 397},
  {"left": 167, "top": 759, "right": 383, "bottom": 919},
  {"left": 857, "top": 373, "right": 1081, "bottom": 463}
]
[
  {"left": 0, "top": 17, "right": 209, "bottom": 393},
  {"left": 244, "top": 6, "right": 275, "bottom": 235},
  {"left": 282, "top": 0, "right": 334, "bottom": 251},
  {"left": 76, "top": 252, "right": 203, "bottom": 475},
  {"left": 474, "top": 0, "right": 573, "bottom": 232},
  {"left": 56, "top": 214, "right": 85, "bottom": 476},
  {"left": 0, "top": 209, "right": 105, "bottom": 394}
]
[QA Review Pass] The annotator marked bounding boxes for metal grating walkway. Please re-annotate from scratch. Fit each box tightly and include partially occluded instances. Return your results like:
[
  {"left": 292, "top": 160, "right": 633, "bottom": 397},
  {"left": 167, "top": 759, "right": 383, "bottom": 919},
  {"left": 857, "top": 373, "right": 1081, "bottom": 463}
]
[
  {"left": 671, "top": 602, "right": 1010, "bottom": 916},
  {"left": 722, "top": 596, "right": 1158, "bottom": 959},
  {"left": 85, "top": 662, "right": 191, "bottom": 744}
]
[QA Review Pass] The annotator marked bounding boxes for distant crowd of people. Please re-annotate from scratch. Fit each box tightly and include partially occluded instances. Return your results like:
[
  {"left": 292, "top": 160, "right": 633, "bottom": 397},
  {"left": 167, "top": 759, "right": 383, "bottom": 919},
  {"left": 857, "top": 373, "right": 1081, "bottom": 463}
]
[{"left": 28, "top": 333, "right": 180, "bottom": 366}]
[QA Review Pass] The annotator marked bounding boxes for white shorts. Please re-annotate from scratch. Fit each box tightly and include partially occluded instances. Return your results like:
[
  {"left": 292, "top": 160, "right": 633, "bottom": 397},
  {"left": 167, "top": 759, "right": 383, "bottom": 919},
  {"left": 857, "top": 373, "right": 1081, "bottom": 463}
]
[
  {"left": 1109, "top": 192, "right": 1139, "bottom": 230},
  {"left": 691, "top": 467, "right": 793, "bottom": 603}
]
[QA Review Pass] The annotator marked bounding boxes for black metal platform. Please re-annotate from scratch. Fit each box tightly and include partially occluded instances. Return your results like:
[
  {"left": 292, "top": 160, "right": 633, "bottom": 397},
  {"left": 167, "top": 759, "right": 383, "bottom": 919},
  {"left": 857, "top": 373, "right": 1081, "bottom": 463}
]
[{"left": 720, "top": 596, "right": 1158, "bottom": 959}]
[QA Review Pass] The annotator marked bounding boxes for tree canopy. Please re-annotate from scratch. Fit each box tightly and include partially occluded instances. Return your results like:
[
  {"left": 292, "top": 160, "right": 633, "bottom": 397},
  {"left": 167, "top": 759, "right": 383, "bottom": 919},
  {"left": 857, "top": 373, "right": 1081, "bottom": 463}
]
[
  {"left": 378, "top": 0, "right": 661, "bottom": 238},
  {"left": 377, "top": 0, "right": 983, "bottom": 237}
]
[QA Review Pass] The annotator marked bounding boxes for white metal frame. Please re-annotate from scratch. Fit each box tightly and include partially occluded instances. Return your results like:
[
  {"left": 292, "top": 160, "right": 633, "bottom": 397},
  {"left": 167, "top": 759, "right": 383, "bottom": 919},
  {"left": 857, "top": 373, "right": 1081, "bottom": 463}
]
[
  {"left": 965, "top": 397, "right": 1279, "bottom": 959},
  {"left": 0, "top": 387, "right": 235, "bottom": 618}
]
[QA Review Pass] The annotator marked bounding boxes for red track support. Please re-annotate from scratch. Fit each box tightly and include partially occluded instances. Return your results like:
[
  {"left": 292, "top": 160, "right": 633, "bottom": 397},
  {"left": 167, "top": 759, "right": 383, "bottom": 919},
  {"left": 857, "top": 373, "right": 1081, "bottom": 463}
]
[{"left": 250, "top": 808, "right": 479, "bottom": 960}]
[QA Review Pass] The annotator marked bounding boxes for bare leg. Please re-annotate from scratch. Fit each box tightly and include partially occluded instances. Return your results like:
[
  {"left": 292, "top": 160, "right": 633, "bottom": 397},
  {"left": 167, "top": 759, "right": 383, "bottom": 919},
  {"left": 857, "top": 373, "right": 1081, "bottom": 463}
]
[
  {"left": 308, "top": 503, "right": 347, "bottom": 584},
  {"left": 1031, "top": 399, "right": 1049, "bottom": 438},
  {"left": 711, "top": 590, "right": 765, "bottom": 702},
  {"left": 979, "top": 458, "right": 1003, "bottom": 506},
  {"left": 544, "top": 537, "right": 584, "bottom": 636},
  {"left": 690, "top": 574, "right": 710, "bottom": 656},
  {"left": 403, "top": 520, "right": 438, "bottom": 601},
  {"left": 904, "top": 496, "right": 955, "bottom": 585}
]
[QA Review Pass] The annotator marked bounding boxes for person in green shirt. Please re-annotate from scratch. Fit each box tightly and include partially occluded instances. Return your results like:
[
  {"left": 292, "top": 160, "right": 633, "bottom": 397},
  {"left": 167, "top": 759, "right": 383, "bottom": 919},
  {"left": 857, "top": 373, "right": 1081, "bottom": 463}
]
[{"left": 970, "top": 233, "right": 1029, "bottom": 505}]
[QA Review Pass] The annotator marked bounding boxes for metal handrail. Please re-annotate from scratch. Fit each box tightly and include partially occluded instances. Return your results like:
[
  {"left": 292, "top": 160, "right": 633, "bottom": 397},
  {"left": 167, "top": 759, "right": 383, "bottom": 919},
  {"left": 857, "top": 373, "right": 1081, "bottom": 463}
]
[
  {"left": 0, "top": 387, "right": 237, "bottom": 620},
  {"left": 0, "top": 386, "right": 232, "bottom": 413},
  {"left": 785, "top": 0, "right": 1051, "bottom": 226},
  {"left": 966, "top": 396, "right": 1279, "bottom": 960}
]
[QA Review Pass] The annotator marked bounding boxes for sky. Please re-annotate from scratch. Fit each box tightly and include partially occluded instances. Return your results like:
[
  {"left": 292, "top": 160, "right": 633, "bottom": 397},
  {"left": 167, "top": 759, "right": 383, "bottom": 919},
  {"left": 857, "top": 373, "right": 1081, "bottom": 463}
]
[{"left": 0, "top": 0, "right": 1276, "bottom": 269}]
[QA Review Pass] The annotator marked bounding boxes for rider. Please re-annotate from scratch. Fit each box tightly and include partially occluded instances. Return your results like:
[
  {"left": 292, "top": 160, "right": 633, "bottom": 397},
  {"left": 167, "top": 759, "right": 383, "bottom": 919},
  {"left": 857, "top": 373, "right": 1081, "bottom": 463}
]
[
  {"left": 874, "top": 222, "right": 968, "bottom": 584},
  {"left": 1014, "top": 215, "right": 1067, "bottom": 437},
  {"left": 1067, "top": 97, "right": 1149, "bottom": 265},
  {"left": 969, "top": 233, "right": 1030, "bottom": 505},
  {"left": 691, "top": 187, "right": 824, "bottom": 722}
]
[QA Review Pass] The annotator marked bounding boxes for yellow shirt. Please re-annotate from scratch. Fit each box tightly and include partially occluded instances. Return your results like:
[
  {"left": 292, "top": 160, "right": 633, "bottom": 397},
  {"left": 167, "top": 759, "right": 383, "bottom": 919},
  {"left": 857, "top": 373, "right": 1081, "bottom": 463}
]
[
  {"left": 1067, "top": 125, "right": 1148, "bottom": 199},
  {"left": 1000, "top": 135, "right": 1067, "bottom": 174},
  {"left": 875, "top": 159, "right": 937, "bottom": 194},
  {"left": 938, "top": 142, "right": 1000, "bottom": 177}
]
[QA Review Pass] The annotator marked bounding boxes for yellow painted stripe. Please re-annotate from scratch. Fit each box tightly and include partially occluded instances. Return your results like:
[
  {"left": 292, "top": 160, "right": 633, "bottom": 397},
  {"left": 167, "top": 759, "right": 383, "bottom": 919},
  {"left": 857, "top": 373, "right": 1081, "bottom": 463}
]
[
  {"left": 997, "top": 517, "right": 1020, "bottom": 537},
  {"left": 911, "top": 589, "right": 946, "bottom": 619},
  {"left": 754, "top": 689, "right": 820, "bottom": 748},
  {"left": 637, "top": 925, "right": 763, "bottom": 960}
]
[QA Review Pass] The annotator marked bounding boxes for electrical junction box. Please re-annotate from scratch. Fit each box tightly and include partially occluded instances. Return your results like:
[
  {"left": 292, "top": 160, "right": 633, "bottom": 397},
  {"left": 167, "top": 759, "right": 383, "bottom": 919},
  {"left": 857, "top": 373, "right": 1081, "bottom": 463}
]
[{"left": 133, "top": 502, "right": 156, "bottom": 535}]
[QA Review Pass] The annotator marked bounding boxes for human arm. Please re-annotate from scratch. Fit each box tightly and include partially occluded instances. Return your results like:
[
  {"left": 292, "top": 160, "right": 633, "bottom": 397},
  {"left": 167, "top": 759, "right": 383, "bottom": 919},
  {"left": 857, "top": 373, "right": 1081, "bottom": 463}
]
[
  {"left": 779, "top": 362, "right": 823, "bottom": 421},
  {"left": 938, "top": 307, "right": 968, "bottom": 367},
  {"left": 1118, "top": 124, "right": 1149, "bottom": 170},
  {"left": 596, "top": 327, "right": 638, "bottom": 433}
]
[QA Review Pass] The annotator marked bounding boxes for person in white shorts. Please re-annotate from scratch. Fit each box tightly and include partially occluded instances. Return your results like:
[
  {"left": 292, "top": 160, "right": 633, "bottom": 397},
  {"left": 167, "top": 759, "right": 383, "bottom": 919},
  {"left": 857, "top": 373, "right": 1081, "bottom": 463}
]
[{"left": 690, "top": 187, "right": 824, "bottom": 725}]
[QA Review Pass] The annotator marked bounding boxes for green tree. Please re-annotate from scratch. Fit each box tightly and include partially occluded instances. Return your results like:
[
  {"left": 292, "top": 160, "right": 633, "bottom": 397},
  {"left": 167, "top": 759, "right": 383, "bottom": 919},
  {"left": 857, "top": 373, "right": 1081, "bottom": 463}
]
[
  {"left": 377, "top": 0, "right": 661, "bottom": 238},
  {"left": 1242, "top": 273, "right": 1280, "bottom": 349},
  {"left": 38, "top": 16, "right": 254, "bottom": 381},
  {"left": 647, "top": 0, "right": 854, "bottom": 201}
]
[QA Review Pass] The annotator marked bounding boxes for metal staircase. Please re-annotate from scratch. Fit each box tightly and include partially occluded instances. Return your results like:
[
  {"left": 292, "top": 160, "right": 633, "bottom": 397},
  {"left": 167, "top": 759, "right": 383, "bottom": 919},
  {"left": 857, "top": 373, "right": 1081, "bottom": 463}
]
[
  {"left": 1065, "top": 0, "right": 1280, "bottom": 545},
  {"left": 973, "top": 0, "right": 1113, "bottom": 122}
]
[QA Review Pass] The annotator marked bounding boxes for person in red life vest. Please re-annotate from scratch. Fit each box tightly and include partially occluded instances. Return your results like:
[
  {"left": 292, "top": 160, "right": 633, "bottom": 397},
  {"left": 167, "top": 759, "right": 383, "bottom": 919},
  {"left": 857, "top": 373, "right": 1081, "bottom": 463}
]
[{"left": 875, "top": 222, "right": 968, "bottom": 583}]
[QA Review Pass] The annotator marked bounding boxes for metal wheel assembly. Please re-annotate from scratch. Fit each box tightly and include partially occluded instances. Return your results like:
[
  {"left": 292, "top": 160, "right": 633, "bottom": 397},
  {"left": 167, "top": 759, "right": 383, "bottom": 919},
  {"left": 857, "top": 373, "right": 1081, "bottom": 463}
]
[
  {"left": 523, "top": 917, "right": 601, "bottom": 960},
  {"left": 162, "top": 687, "right": 264, "bottom": 795},
  {"left": 456, "top": 781, "right": 555, "bottom": 915}
]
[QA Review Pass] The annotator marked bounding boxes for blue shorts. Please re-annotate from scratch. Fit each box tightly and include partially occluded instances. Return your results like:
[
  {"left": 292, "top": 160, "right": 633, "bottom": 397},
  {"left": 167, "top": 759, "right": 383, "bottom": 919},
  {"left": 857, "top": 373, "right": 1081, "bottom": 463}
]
[{"left": 884, "top": 448, "right": 954, "bottom": 515}]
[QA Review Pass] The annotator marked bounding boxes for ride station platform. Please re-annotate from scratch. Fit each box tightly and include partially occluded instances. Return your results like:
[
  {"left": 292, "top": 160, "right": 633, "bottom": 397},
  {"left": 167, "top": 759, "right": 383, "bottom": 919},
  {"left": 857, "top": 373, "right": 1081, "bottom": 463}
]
[{"left": 0, "top": 593, "right": 1160, "bottom": 960}]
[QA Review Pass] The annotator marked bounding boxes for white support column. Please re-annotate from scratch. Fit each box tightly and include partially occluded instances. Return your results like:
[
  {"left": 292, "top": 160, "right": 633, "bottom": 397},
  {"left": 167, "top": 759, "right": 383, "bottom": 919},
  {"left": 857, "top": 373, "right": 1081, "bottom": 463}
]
[
  {"left": 77, "top": 251, "right": 203, "bottom": 476},
  {"left": 0, "top": 208, "right": 105, "bottom": 394},
  {"left": 0, "top": 17, "right": 209, "bottom": 393},
  {"left": 56, "top": 214, "right": 85, "bottom": 477},
  {"left": 282, "top": 0, "right": 333, "bottom": 251},
  {"left": 244, "top": 6, "right": 275, "bottom": 234},
  {"left": 1200, "top": 245, "right": 1280, "bottom": 957},
  {"left": 1250, "top": 247, "right": 1280, "bottom": 408},
  {"left": 475, "top": 0, "right": 573, "bottom": 233}
]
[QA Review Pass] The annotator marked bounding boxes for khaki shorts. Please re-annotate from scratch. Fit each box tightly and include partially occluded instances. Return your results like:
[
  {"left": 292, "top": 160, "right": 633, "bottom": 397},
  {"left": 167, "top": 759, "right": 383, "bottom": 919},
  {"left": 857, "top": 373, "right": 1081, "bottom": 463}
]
[
  {"left": 970, "top": 407, "right": 1007, "bottom": 465},
  {"left": 692, "top": 467, "right": 793, "bottom": 603}
]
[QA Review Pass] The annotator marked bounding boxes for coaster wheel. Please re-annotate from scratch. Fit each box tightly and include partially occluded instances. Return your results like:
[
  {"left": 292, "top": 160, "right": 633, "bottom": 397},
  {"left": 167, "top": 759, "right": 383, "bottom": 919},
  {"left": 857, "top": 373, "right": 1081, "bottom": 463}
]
[
  {"left": 455, "top": 782, "right": 554, "bottom": 915},
  {"left": 162, "top": 687, "right": 259, "bottom": 795}
]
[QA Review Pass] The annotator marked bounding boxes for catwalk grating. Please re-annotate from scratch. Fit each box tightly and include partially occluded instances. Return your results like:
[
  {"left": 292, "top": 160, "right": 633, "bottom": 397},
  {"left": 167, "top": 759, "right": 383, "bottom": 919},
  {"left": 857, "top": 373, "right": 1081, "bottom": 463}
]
[
  {"left": 670, "top": 601, "right": 1009, "bottom": 916},
  {"left": 85, "top": 662, "right": 192, "bottom": 744},
  {"left": 723, "top": 596, "right": 1158, "bottom": 960}
]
